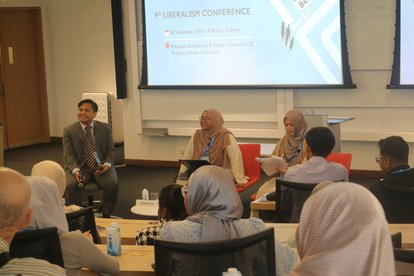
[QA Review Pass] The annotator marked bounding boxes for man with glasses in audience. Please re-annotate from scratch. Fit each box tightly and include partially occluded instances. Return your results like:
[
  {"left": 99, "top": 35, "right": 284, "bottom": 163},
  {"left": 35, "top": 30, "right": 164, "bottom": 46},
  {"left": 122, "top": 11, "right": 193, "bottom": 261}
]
[{"left": 370, "top": 135, "right": 414, "bottom": 222}]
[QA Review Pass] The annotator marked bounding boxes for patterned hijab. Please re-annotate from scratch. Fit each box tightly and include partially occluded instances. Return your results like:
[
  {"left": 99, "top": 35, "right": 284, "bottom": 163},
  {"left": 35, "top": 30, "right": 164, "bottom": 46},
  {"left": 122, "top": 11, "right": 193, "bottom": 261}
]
[
  {"left": 292, "top": 182, "right": 395, "bottom": 276},
  {"left": 31, "top": 160, "right": 66, "bottom": 197},
  {"left": 193, "top": 109, "right": 233, "bottom": 167},
  {"left": 273, "top": 109, "right": 307, "bottom": 165},
  {"left": 27, "top": 176, "right": 69, "bottom": 232},
  {"left": 185, "top": 165, "right": 243, "bottom": 241}
]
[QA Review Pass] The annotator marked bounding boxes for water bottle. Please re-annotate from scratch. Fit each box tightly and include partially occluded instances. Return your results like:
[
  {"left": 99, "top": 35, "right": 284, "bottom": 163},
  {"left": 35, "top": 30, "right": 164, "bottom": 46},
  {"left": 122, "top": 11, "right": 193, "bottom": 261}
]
[
  {"left": 106, "top": 226, "right": 120, "bottom": 256},
  {"left": 111, "top": 222, "right": 122, "bottom": 254},
  {"left": 222, "top": 268, "right": 242, "bottom": 276},
  {"left": 142, "top": 188, "right": 149, "bottom": 200}
]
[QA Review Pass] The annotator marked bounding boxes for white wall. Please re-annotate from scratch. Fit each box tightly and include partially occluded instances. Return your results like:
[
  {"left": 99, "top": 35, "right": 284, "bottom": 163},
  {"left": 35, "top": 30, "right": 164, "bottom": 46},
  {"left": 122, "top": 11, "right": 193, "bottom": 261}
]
[
  {"left": 3, "top": 0, "right": 414, "bottom": 171},
  {"left": 124, "top": 0, "right": 414, "bottom": 171},
  {"left": 0, "top": 0, "right": 117, "bottom": 137}
]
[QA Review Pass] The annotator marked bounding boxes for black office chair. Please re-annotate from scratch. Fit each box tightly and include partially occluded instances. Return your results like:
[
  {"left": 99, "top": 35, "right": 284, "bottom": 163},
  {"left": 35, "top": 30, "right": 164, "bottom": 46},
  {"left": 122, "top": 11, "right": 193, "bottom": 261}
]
[
  {"left": 383, "top": 184, "right": 414, "bottom": 223},
  {"left": 394, "top": 248, "right": 414, "bottom": 263},
  {"left": 65, "top": 206, "right": 102, "bottom": 244},
  {"left": 275, "top": 178, "right": 318, "bottom": 223},
  {"left": 154, "top": 228, "right": 276, "bottom": 276},
  {"left": 391, "top": 232, "right": 402, "bottom": 248},
  {"left": 10, "top": 227, "right": 64, "bottom": 268},
  {"left": 391, "top": 232, "right": 414, "bottom": 274}
]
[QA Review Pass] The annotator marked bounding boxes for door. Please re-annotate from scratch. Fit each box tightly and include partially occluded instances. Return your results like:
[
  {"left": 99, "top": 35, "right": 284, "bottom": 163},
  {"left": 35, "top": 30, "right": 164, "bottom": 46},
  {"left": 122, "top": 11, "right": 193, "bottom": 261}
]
[{"left": 0, "top": 7, "right": 49, "bottom": 148}]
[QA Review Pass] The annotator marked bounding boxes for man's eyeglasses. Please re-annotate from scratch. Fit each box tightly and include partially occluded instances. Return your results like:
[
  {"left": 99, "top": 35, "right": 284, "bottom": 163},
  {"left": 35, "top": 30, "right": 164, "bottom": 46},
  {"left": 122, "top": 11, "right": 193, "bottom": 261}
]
[
  {"left": 199, "top": 116, "right": 210, "bottom": 123},
  {"left": 375, "top": 155, "right": 382, "bottom": 163},
  {"left": 181, "top": 185, "right": 188, "bottom": 198}
]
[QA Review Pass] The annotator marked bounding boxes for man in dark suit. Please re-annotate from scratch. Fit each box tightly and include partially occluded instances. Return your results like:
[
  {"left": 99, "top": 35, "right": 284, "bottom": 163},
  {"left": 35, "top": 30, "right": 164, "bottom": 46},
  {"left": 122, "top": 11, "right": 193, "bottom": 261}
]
[
  {"left": 63, "top": 99, "right": 118, "bottom": 218},
  {"left": 370, "top": 136, "right": 414, "bottom": 222}
]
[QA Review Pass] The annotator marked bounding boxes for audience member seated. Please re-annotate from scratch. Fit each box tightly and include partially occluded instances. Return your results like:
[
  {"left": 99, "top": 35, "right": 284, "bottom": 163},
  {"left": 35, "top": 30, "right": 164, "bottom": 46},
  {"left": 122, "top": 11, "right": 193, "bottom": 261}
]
[
  {"left": 257, "top": 127, "right": 348, "bottom": 220},
  {"left": 31, "top": 160, "right": 81, "bottom": 213},
  {"left": 291, "top": 182, "right": 395, "bottom": 275},
  {"left": 369, "top": 135, "right": 414, "bottom": 222},
  {"left": 162, "top": 165, "right": 297, "bottom": 276},
  {"left": 27, "top": 175, "right": 119, "bottom": 276},
  {"left": 281, "top": 127, "right": 349, "bottom": 221},
  {"left": 176, "top": 108, "right": 248, "bottom": 188},
  {"left": 283, "top": 127, "right": 348, "bottom": 183},
  {"left": 255, "top": 109, "right": 308, "bottom": 199},
  {"left": 136, "top": 184, "right": 188, "bottom": 245},
  {"left": 0, "top": 168, "right": 65, "bottom": 275}
]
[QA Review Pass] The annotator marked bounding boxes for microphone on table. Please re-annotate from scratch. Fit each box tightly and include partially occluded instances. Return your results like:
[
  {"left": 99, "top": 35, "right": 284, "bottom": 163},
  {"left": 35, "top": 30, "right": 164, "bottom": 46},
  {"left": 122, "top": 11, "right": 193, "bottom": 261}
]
[{"left": 77, "top": 170, "right": 84, "bottom": 189}]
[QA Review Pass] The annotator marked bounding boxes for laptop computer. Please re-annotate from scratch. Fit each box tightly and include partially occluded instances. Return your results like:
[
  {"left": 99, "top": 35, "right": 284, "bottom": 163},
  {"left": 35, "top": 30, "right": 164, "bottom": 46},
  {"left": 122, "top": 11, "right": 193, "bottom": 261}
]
[{"left": 178, "top": 159, "right": 210, "bottom": 180}]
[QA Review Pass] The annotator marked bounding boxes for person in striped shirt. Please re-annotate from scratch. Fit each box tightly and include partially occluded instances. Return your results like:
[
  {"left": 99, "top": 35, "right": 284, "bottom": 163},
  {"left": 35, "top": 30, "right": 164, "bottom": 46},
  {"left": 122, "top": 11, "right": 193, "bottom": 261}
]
[{"left": 0, "top": 167, "right": 66, "bottom": 275}]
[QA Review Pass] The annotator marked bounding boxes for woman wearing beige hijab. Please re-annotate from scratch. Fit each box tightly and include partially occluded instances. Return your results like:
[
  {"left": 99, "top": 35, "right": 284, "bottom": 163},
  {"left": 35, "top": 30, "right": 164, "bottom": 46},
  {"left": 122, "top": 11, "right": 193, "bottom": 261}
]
[
  {"left": 291, "top": 182, "right": 395, "bottom": 276},
  {"left": 177, "top": 108, "right": 248, "bottom": 186},
  {"left": 272, "top": 109, "right": 307, "bottom": 166},
  {"left": 255, "top": 109, "right": 308, "bottom": 200}
]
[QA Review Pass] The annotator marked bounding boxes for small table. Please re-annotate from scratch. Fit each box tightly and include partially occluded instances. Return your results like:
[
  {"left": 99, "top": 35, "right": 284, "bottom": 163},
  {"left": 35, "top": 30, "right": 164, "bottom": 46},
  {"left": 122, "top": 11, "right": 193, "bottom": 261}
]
[
  {"left": 96, "top": 217, "right": 160, "bottom": 245},
  {"left": 131, "top": 200, "right": 159, "bottom": 217}
]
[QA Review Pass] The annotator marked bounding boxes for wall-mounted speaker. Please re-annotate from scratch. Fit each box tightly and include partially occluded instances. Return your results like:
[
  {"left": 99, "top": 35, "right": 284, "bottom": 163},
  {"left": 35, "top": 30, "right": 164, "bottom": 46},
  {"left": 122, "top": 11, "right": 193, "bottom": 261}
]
[{"left": 111, "top": 0, "right": 127, "bottom": 99}]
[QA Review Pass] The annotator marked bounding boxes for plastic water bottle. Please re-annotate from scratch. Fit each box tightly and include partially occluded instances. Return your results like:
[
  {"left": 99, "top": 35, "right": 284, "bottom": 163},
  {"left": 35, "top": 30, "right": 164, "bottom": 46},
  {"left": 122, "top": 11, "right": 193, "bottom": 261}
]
[
  {"left": 222, "top": 268, "right": 242, "bottom": 276},
  {"left": 106, "top": 226, "right": 120, "bottom": 256},
  {"left": 111, "top": 222, "right": 122, "bottom": 254},
  {"left": 142, "top": 189, "right": 149, "bottom": 200}
]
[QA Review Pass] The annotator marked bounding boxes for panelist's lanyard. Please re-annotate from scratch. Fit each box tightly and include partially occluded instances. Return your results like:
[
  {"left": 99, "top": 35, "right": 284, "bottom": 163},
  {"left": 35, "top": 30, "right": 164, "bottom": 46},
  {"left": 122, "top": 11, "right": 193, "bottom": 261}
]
[
  {"left": 390, "top": 168, "right": 411, "bottom": 175},
  {"left": 202, "top": 136, "right": 215, "bottom": 156}
]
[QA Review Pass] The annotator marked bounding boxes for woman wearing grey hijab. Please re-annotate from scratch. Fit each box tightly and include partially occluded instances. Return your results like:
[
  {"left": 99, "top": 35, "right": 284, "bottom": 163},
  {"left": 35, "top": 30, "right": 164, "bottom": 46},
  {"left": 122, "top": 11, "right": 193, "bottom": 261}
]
[{"left": 160, "top": 165, "right": 297, "bottom": 275}]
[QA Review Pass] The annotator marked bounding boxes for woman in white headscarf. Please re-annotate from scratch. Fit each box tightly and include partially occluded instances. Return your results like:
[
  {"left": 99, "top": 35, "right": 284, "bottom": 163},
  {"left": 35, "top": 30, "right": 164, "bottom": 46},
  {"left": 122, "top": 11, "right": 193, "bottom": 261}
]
[
  {"left": 161, "top": 165, "right": 297, "bottom": 276},
  {"left": 31, "top": 160, "right": 66, "bottom": 198},
  {"left": 27, "top": 176, "right": 119, "bottom": 276},
  {"left": 31, "top": 160, "right": 81, "bottom": 212},
  {"left": 291, "top": 182, "right": 395, "bottom": 276}
]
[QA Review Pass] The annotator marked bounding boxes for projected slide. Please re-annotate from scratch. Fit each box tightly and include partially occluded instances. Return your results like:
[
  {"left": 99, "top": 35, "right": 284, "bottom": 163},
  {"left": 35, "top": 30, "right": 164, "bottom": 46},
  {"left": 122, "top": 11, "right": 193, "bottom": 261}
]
[
  {"left": 400, "top": 0, "right": 414, "bottom": 85},
  {"left": 143, "top": 0, "right": 343, "bottom": 86}
]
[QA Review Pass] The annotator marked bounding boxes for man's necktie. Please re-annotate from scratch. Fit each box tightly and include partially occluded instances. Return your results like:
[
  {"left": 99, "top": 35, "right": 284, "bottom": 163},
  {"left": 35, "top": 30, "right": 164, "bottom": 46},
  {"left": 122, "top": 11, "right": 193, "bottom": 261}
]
[{"left": 85, "top": 125, "right": 96, "bottom": 168}]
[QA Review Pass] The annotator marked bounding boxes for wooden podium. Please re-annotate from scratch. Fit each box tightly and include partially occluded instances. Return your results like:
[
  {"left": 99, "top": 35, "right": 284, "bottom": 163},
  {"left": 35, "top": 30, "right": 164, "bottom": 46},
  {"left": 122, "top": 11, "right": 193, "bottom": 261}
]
[{"left": 304, "top": 114, "right": 354, "bottom": 152}]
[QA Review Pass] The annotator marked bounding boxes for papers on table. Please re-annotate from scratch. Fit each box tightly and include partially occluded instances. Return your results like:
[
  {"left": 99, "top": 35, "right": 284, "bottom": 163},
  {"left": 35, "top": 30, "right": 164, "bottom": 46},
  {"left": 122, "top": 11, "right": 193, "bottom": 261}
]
[{"left": 255, "top": 156, "right": 287, "bottom": 176}]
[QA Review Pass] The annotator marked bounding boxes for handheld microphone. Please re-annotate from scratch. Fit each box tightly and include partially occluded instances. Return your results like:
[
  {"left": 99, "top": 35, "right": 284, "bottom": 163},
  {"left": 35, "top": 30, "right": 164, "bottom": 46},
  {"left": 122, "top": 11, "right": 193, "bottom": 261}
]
[{"left": 77, "top": 170, "right": 84, "bottom": 189}]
